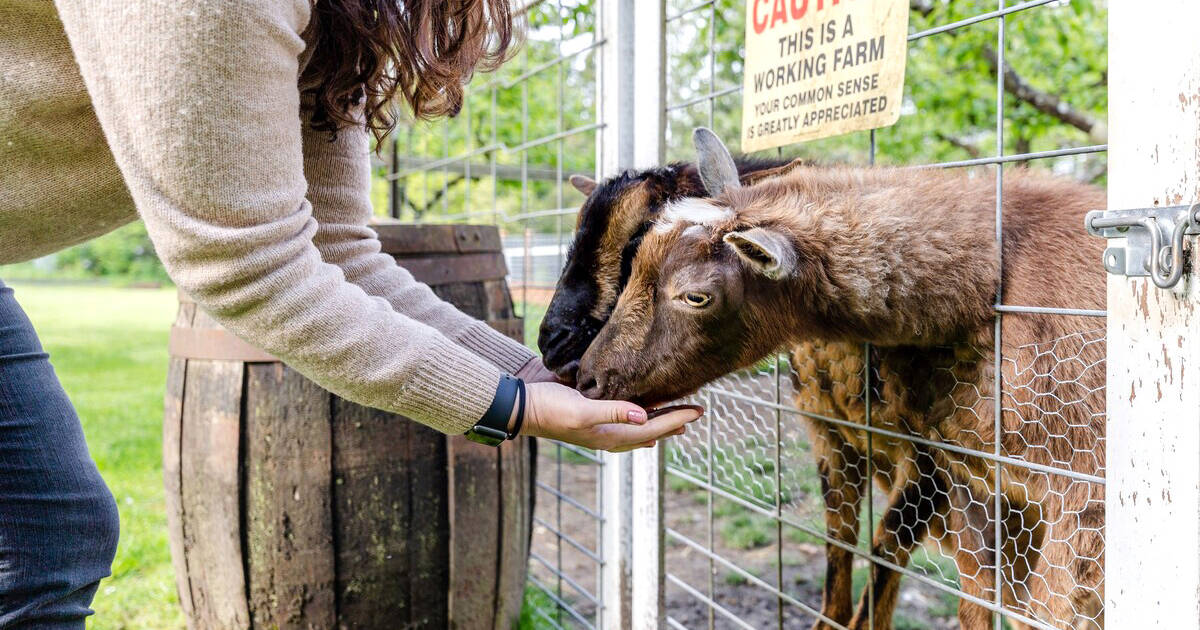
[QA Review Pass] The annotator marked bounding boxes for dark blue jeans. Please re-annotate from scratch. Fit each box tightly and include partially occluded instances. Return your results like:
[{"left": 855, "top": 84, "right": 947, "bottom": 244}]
[{"left": 0, "top": 280, "right": 120, "bottom": 628}]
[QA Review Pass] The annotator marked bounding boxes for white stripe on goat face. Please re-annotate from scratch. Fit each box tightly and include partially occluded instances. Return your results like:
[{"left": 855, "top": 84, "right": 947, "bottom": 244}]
[{"left": 653, "top": 198, "right": 733, "bottom": 233}]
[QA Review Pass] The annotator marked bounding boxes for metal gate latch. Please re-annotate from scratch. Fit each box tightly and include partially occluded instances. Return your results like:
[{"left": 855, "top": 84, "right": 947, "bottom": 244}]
[{"left": 1086, "top": 203, "right": 1200, "bottom": 289}]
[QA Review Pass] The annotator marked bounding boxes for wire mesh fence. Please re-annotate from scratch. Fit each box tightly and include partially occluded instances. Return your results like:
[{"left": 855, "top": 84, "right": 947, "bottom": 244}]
[
  {"left": 382, "top": 2, "right": 607, "bottom": 627},
  {"left": 656, "top": 1, "right": 1106, "bottom": 628},
  {"left": 386, "top": 1, "right": 1109, "bottom": 628}
]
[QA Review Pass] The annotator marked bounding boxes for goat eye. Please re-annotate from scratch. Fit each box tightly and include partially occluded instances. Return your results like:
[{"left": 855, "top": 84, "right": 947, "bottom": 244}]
[{"left": 682, "top": 292, "right": 712, "bottom": 308}]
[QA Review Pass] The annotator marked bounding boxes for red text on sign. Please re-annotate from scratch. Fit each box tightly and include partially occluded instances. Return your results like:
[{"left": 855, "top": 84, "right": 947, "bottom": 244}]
[{"left": 752, "top": 0, "right": 847, "bottom": 35}]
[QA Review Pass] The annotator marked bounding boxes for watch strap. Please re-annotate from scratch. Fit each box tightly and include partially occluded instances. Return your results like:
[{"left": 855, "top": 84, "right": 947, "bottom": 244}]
[
  {"left": 506, "top": 378, "right": 526, "bottom": 440},
  {"left": 465, "top": 374, "right": 522, "bottom": 447}
]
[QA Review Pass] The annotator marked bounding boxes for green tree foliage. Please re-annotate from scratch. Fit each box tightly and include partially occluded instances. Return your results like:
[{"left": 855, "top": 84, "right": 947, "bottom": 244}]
[
  {"left": 392, "top": 0, "right": 1107, "bottom": 236},
  {"left": 56, "top": 222, "right": 168, "bottom": 282},
  {"left": 662, "top": 0, "right": 1106, "bottom": 177},
  {"left": 6, "top": 222, "right": 172, "bottom": 284},
  {"left": 6, "top": 0, "right": 1108, "bottom": 282},
  {"left": 385, "top": 0, "right": 600, "bottom": 234}
]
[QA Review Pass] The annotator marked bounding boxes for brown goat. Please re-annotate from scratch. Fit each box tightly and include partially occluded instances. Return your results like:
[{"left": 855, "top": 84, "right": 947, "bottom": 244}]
[
  {"left": 543, "top": 159, "right": 1098, "bottom": 629},
  {"left": 541, "top": 157, "right": 922, "bottom": 627},
  {"left": 576, "top": 129, "right": 1106, "bottom": 629}
]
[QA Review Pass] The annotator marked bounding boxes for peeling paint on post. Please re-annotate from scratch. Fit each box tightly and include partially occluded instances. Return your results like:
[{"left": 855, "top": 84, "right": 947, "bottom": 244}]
[{"left": 1106, "top": 1, "right": 1200, "bottom": 626}]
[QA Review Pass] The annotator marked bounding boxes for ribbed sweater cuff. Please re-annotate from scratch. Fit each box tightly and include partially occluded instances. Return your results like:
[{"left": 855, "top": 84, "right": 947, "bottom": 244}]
[
  {"left": 396, "top": 337, "right": 502, "bottom": 434},
  {"left": 454, "top": 321, "right": 537, "bottom": 375}
]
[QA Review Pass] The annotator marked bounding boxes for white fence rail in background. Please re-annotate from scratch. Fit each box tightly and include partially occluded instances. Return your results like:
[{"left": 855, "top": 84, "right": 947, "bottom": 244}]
[{"left": 387, "top": 0, "right": 1199, "bottom": 628}]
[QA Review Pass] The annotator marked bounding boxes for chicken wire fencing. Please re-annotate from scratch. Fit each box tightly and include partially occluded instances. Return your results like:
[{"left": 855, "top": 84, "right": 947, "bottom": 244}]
[
  {"left": 654, "top": 1, "right": 1107, "bottom": 629},
  {"left": 383, "top": 1, "right": 1116, "bottom": 628}
]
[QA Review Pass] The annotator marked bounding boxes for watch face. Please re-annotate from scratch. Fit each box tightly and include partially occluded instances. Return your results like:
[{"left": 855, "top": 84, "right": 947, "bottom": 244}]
[{"left": 465, "top": 426, "right": 506, "bottom": 447}]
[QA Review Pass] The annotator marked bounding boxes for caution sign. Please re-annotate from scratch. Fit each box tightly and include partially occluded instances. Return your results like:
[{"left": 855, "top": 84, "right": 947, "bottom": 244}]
[{"left": 741, "top": 0, "right": 909, "bottom": 152}]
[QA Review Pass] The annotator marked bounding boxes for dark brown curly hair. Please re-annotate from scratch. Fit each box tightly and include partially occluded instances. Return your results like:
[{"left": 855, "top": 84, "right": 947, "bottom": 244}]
[{"left": 304, "top": 0, "right": 520, "bottom": 142}]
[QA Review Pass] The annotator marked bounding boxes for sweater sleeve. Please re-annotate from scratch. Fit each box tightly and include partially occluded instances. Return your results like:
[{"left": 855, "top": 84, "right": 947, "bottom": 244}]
[
  {"left": 299, "top": 102, "right": 537, "bottom": 376},
  {"left": 54, "top": 0, "right": 500, "bottom": 433}
]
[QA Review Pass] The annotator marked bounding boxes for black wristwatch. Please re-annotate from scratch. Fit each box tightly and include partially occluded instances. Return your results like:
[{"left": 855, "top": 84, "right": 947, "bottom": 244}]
[{"left": 465, "top": 375, "right": 526, "bottom": 446}]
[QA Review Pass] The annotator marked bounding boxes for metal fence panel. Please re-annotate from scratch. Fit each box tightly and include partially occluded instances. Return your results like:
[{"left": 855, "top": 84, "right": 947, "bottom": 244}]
[
  {"left": 649, "top": 1, "right": 1108, "bottom": 629},
  {"left": 386, "top": 1, "right": 1130, "bottom": 628},
  {"left": 387, "top": 2, "right": 610, "bottom": 627}
]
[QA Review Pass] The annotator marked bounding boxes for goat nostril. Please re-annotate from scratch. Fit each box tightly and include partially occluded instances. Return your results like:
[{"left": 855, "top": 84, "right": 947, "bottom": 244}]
[
  {"left": 538, "top": 326, "right": 570, "bottom": 354},
  {"left": 555, "top": 360, "right": 581, "bottom": 385},
  {"left": 547, "top": 328, "right": 569, "bottom": 348},
  {"left": 577, "top": 374, "right": 602, "bottom": 398}
]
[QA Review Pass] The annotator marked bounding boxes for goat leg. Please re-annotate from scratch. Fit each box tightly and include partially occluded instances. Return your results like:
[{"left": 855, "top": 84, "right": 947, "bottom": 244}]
[
  {"left": 810, "top": 426, "right": 867, "bottom": 630},
  {"left": 946, "top": 471, "right": 1045, "bottom": 630},
  {"left": 847, "top": 446, "right": 951, "bottom": 630}
]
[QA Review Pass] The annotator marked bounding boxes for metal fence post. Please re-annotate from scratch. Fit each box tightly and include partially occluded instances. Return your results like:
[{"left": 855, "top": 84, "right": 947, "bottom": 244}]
[
  {"left": 388, "top": 134, "right": 400, "bottom": 219},
  {"left": 598, "top": 0, "right": 637, "bottom": 627},
  {"left": 629, "top": 1, "right": 666, "bottom": 629},
  {"left": 1106, "top": 1, "right": 1200, "bottom": 626}
]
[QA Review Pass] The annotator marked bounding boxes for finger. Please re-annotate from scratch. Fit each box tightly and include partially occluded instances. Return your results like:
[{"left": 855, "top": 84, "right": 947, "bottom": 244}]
[
  {"left": 611, "top": 423, "right": 690, "bottom": 451},
  {"left": 582, "top": 399, "right": 648, "bottom": 427},
  {"left": 599, "top": 406, "right": 702, "bottom": 448},
  {"left": 647, "top": 425, "right": 687, "bottom": 443},
  {"left": 610, "top": 439, "right": 657, "bottom": 453},
  {"left": 646, "top": 404, "right": 704, "bottom": 420},
  {"left": 647, "top": 406, "right": 703, "bottom": 429},
  {"left": 514, "top": 358, "right": 557, "bottom": 384}
]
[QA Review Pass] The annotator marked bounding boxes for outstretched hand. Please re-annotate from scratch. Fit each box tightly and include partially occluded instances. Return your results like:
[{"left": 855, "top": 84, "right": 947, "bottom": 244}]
[{"left": 516, "top": 381, "right": 702, "bottom": 452}]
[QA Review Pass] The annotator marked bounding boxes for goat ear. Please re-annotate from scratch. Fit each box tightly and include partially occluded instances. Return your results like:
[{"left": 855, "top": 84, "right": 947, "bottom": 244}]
[
  {"left": 723, "top": 227, "right": 796, "bottom": 279},
  {"left": 569, "top": 174, "right": 598, "bottom": 196},
  {"left": 693, "top": 127, "right": 740, "bottom": 196}
]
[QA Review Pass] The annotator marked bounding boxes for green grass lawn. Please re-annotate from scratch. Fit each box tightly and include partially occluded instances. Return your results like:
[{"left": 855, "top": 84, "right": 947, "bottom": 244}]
[{"left": 8, "top": 282, "right": 184, "bottom": 629}]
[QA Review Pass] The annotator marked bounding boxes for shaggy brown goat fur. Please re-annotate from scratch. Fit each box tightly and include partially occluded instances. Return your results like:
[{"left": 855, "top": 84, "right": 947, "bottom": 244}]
[
  {"left": 538, "top": 157, "right": 803, "bottom": 375},
  {"left": 576, "top": 132, "right": 1106, "bottom": 630}
]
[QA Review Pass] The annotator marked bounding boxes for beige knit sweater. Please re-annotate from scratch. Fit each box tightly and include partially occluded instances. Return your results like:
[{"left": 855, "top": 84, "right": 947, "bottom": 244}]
[{"left": 0, "top": 1, "right": 537, "bottom": 433}]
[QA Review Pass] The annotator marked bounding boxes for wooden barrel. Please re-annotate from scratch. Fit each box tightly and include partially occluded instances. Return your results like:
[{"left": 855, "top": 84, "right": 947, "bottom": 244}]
[{"left": 163, "top": 224, "right": 534, "bottom": 629}]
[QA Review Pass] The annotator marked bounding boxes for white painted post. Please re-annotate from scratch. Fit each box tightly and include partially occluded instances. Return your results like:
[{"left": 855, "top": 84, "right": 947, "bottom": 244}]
[
  {"left": 598, "top": 0, "right": 637, "bottom": 627},
  {"left": 629, "top": 1, "right": 666, "bottom": 629},
  {"left": 1105, "top": 1, "right": 1200, "bottom": 626},
  {"left": 598, "top": 0, "right": 635, "bottom": 176}
]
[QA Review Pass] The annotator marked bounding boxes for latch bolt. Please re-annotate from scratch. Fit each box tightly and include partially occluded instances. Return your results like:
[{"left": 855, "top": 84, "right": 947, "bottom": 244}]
[{"left": 1086, "top": 203, "right": 1200, "bottom": 289}]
